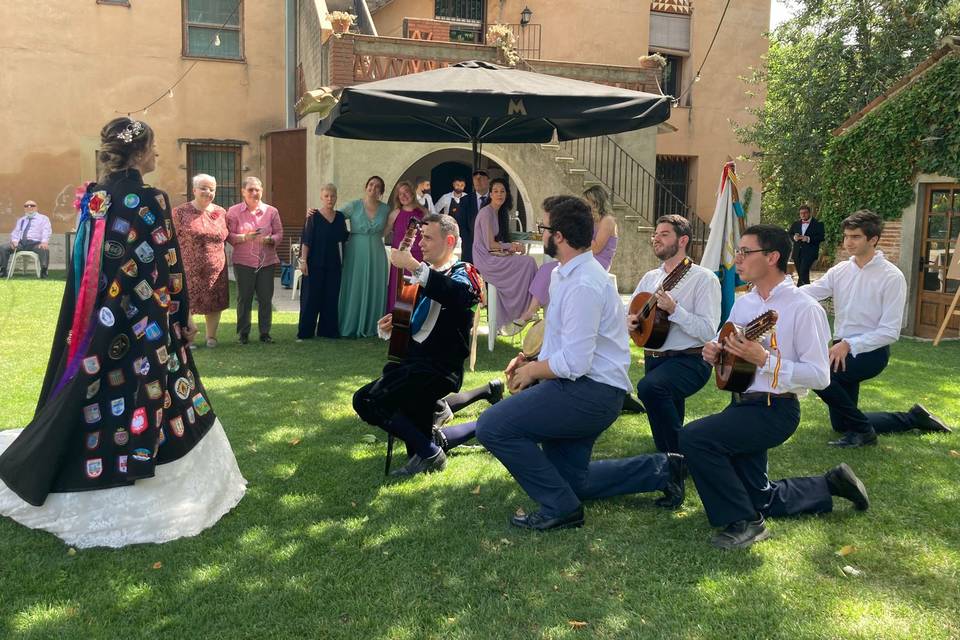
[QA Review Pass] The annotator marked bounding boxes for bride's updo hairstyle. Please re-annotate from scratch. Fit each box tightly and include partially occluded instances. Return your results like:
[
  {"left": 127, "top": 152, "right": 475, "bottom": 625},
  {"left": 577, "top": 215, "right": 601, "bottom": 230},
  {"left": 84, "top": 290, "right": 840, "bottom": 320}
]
[{"left": 98, "top": 117, "right": 155, "bottom": 173}]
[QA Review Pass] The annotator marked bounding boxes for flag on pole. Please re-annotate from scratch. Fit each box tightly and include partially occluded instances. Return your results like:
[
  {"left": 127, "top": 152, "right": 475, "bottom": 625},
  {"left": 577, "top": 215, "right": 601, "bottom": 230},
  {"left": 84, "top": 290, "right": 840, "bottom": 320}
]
[{"left": 699, "top": 161, "right": 746, "bottom": 325}]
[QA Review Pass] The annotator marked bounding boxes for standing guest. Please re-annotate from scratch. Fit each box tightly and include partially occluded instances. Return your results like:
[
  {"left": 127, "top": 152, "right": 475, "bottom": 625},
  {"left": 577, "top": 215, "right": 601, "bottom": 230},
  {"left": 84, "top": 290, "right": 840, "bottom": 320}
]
[
  {"left": 353, "top": 214, "right": 483, "bottom": 477},
  {"left": 0, "top": 200, "right": 52, "bottom": 278},
  {"left": 171, "top": 174, "right": 229, "bottom": 348},
  {"left": 454, "top": 170, "right": 490, "bottom": 264},
  {"left": 298, "top": 184, "right": 348, "bottom": 340},
  {"left": 515, "top": 186, "right": 620, "bottom": 328},
  {"left": 628, "top": 215, "right": 721, "bottom": 457},
  {"left": 226, "top": 177, "right": 283, "bottom": 344},
  {"left": 339, "top": 175, "right": 391, "bottom": 338},
  {"left": 435, "top": 177, "right": 468, "bottom": 218},
  {"left": 471, "top": 178, "right": 537, "bottom": 333},
  {"left": 788, "top": 204, "right": 825, "bottom": 286},
  {"left": 475, "top": 195, "right": 632, "bottom": 531},
  {"left": 385, "top": 181, "right": 426, "bottom": 311},
  {"left": 414, "top": 176, "right": 437, "bottom": 215},
  {"left": 681, "top": 225, "right": 869, "bottom": 549},
  {"left": 801, "top": 210, "right": 952, "bottom": 447},
  {"left": 0, "top": 117, "right": 245, "bottom": 548}
]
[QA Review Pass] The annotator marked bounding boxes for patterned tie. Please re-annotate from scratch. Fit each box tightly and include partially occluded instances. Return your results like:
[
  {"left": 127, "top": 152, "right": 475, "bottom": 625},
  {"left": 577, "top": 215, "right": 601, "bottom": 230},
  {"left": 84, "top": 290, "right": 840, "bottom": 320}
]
[
  {"left": 480, "top": 194, "right": 490, "bottom": 208},
  {"left": 20, "top": 216, "right": 33, "bottom": 243}
]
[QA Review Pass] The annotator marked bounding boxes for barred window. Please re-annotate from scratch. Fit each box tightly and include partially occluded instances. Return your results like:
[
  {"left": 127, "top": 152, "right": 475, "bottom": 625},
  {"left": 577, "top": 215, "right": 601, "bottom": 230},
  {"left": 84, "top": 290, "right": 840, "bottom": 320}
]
[{"left": 183, "top": 0, "right": 243, "bottom": 61}]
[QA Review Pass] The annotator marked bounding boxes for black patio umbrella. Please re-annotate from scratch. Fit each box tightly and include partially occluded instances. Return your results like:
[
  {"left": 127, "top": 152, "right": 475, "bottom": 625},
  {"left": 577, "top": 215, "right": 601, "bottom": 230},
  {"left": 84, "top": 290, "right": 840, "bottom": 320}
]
[{"left": 313, "top": 60, "right": 671, "bottom": 168}]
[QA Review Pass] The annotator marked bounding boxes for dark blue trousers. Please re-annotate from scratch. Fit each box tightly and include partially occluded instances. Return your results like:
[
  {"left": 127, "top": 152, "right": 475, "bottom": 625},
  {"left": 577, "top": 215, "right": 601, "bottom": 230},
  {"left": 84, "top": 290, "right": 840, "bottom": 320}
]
[
  {"left": 576, "top": 452, "right": 671, "bottom": 500},
  {"left": 475, "top": 377, "right": 624, "bottom": 518},
  {"left": 813, "top": 346, "right": 889, "bottom": 434},
  {"left": 637, "top": 353, "right": 712, "bottom": 453},
  {"left": 679, "top": 396, "right": 833, "bottom": 528}
]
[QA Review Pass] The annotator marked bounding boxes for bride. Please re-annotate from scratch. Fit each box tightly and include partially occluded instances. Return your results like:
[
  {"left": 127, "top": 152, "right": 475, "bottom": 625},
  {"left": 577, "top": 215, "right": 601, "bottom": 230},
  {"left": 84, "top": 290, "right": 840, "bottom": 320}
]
[{"left": 0, "top": 117, "right": 246, "bottom": 548}]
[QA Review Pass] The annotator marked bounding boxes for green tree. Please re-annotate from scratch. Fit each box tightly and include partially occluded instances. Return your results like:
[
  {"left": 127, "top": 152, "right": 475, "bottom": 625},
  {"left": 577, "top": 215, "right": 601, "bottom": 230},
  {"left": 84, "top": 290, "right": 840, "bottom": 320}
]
[{"left": 737, "top": 0, "right": 960, "bottom": 228}]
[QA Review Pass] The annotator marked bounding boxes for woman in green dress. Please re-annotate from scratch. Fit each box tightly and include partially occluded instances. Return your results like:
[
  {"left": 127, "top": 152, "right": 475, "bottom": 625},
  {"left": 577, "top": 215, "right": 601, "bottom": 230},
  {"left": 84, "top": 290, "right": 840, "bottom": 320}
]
[{"left": 338, "top": 176, "right": 391, "bottom": 337}]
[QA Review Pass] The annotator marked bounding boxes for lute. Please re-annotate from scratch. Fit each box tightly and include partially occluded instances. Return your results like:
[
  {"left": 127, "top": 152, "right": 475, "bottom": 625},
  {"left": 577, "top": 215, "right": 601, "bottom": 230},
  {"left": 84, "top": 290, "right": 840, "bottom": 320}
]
[
  {"left": 387, "top": 218, "right": 423, "bottom": 363},
  {"left": 628, "top": 257, "right": 693, "bottom": 349},
  {"left": 714, "top": 309, "right": 779, "bottom": 392}
]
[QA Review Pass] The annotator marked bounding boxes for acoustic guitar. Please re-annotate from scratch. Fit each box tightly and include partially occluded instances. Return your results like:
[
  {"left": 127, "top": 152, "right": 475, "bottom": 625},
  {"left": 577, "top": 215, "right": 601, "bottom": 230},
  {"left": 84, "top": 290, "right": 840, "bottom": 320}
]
[
  {"left": 714, "top": 309, "right": 779, "bottom": 392},
  {"left": 628, "top": 257, "right": 693, "bottom": 349},
  {"left": 387, "top": 218, "right": 422, "bottom": 363}
]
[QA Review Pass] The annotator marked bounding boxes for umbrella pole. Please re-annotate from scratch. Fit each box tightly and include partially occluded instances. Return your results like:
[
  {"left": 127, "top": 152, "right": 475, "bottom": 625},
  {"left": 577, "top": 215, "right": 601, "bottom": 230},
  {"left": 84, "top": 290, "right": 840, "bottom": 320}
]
[{"left": 472, "top": 138, "right": 479, "bottom": 172}]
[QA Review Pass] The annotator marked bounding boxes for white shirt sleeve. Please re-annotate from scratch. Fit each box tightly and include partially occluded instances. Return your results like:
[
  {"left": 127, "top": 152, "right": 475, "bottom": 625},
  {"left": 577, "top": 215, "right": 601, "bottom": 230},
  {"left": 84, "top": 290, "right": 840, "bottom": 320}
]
[
  {"left": 40, "top": 215, "right": 52, "bottom": 243},
  {"left": 546, "top": 283, "right": 602, "bottom": 380},
  {"left": 668, "top": 271, "right": 721, "bottom": 344},
  {"left": 798, "top": 267, "right": 835, "bottom": 301},
  {"left": 845, "top": 268, "right": 906, "bottom": 356},
  {"left": 757, "top": 302, "right": 831, "bottom": 391}
]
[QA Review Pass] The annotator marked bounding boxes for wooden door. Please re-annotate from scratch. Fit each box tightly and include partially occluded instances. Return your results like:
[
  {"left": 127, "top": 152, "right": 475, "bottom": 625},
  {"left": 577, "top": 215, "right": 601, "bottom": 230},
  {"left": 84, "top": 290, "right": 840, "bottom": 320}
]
[
  {"left": 264, "top": 128, "right": 306, "bottom": 267},
  {"left": 915, "top": 184, "right": 960, "bottom": 337}
]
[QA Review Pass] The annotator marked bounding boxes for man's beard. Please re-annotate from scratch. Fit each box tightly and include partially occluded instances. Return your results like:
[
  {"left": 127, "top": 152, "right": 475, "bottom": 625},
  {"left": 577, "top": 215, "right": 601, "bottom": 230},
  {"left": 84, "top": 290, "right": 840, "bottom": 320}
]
[
  {"left": 420, "top": 190, "right": 430, "bottom": 196},
  {"left": 545, "top": 234, "right": 558, "bottom": 258},
  {"left": 654, "top": 241, "right": 678, "bottom": 261}
]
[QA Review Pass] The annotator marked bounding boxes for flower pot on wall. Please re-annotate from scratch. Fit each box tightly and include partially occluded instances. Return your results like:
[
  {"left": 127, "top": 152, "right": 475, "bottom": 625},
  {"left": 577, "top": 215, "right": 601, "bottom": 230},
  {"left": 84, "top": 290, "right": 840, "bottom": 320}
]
[{"left": 331, "top": 18, "right": 352, "bottom": 34}]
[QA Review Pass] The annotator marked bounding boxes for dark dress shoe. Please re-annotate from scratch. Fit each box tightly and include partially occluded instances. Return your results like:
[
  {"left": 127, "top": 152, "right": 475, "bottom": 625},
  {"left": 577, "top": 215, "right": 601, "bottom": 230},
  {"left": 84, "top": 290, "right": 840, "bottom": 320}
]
[
  {"left": 655, "top": 453, "right": 687, "bottom": 509},
  {"left": 389, "top": 449, "right": 447, "bottom": 478},
  {"left": 825, "top": 463, "right": 869, "bottom": 511},
  {"left": 487, "top": 379, "right": 504, "bottom": 405},
  {"left": 511, "top": 506, "right": 584, "bottom": 531},
  {"left": 260, "top": 334, "right": 275, "bottom": 344},
  {"left": 621, "top": 394, "right": 646, "bottom": 414},
  {"left": 238, "top": 334, "right": 249, "bottom": 344},
  {"left": 432, "top": 427, "right": 450, "bottom": 453},
  {"left": 828, "top": 430, "right": 877, "bottom": 448},
  {"left": 910, "top": 404, "right": 952, "bottom": 433},
  {"left": 711, "top": 516, "right": 769, "bottom": 550}
]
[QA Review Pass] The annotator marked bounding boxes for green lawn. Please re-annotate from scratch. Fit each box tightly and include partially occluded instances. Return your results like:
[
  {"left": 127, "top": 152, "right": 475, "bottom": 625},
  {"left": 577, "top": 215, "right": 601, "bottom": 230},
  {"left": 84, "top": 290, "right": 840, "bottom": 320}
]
[{"left": 1, "top": 273, "right": 958, "bottom": 640}]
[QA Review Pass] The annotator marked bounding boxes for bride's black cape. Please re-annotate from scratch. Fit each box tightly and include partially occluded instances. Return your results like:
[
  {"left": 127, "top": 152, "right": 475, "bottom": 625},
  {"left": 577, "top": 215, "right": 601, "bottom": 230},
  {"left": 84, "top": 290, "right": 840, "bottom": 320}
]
[{"left": 0, "top": 169, "right": 217, "bottom": 506}]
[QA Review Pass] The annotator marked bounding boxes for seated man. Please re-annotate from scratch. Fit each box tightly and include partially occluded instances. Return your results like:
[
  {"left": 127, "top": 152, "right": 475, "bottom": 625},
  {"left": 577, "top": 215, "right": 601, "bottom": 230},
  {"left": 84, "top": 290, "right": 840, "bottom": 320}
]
[
  {"left": 681, "top": 225, "right": 870, "bottom": 549},
  {"left": 475, "top": 195, "right": 634, "bottom": 531},
  {"left": 0, "top": 200, "right": 52, "bottom": 278},
  {"left": 801, "top": 209, "right": 952, "bottom": 447},
  {"left": 352, "top": 214, "right": 483, "bottom": 477}
]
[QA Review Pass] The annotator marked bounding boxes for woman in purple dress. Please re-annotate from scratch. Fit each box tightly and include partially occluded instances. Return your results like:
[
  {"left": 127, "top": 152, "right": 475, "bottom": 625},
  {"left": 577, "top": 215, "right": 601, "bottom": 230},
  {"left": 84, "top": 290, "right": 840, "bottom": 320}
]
[
  {"left": 514, "top": 185, "right": 620, "bottom": 328},
  {"left": 471, "top": 178, "right": 537, "bottom": 333},
  {"left": 385, "top": 181, "right": 425, "bottom": 310}
]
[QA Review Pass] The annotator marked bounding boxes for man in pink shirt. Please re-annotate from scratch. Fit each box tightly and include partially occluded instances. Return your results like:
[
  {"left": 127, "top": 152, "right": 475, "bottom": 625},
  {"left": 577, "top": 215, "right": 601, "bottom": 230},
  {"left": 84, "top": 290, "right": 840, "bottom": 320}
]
[{"left": 226, "top": 177, "right": 283, "bottom": 343}]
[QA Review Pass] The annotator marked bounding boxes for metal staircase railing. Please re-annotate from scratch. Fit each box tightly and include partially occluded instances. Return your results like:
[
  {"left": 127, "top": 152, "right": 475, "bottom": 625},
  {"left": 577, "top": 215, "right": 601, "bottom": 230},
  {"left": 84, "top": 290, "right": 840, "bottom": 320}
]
[{"left": 556, "top": 135, "right": 709, "bottom": 261}]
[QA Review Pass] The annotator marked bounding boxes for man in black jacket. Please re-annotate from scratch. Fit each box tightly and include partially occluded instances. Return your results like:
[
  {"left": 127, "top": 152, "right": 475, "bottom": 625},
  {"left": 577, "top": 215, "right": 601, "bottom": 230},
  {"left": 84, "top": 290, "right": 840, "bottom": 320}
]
[
  {"left": 353, "top": 213, "right": 483, "bottom": 477},
  {"left": 453, "top": 170, "right": 490, "bottom": 264},
  {"left": 788, "top": 205, "right": 825, "bottom": 286}
]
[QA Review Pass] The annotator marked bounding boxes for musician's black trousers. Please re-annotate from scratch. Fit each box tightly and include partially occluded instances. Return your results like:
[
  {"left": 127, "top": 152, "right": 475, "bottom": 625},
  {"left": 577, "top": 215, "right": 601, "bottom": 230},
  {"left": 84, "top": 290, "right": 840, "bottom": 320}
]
[
  {"left": 638, "top": 354, "right": 712, "bottom": 453},
  {"left": 680, "top": 396, "right": 833, "bottom": 528},
  {"left": 353, "top": 360, "right": 460, "bottom": 458},
  {"left": 811, "top": 346, "right": 916, "bottom": 434}
]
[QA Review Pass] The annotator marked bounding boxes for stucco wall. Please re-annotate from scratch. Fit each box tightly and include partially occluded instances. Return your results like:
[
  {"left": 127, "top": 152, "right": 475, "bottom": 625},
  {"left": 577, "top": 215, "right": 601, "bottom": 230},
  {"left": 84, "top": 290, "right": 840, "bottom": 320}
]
[{"left": 0, "top": 1, "right": 286, "bottom": 237}]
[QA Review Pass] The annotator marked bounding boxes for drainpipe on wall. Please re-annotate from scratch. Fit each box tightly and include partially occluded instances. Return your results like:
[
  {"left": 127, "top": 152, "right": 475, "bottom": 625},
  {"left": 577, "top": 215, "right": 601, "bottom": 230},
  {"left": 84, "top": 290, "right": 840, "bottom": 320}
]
[{"left": 285, "top": 0, "right": 298, "bottom": 128}]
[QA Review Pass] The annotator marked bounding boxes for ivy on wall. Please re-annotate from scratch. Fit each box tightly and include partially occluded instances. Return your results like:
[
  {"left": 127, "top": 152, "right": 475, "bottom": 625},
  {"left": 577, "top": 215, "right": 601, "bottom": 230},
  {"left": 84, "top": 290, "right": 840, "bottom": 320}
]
[{"left": 819, "top": 54, "right": 960, "bottom": 248}]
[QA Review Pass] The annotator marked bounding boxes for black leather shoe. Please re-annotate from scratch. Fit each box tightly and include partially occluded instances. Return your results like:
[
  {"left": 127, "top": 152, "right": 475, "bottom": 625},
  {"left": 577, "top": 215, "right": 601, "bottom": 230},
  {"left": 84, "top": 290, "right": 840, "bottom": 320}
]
[
  {"left": 431, "top": 427, "right": 450, "bottom": 453},
  {"left": 511, "top": 506, "right": 584, "bottom": 531},
  {"left": 389, "top": 449, "right": 447, "bottom": 478},
  {"left": 710, "top": 516, "right": 769, "bottom": 549},
  {"left": 910, "top": 404, "right": 952, "bottom": 433},
  {"left": 825, "top": 463, "right": 869, "bottom": 511},
  {"left": 828, "top": 430, "right": 877, "bottom": 448},
  {"left": 260, "top": 334, "right": 274, "bottom": 344},
  {"left": 655, "top": 453, "right": 686, "bottom": 509},
  {"left": 621, "top": 394, "right": 646, "bottom": 414},
  {"left": 487, "top": 379, "right": 504, "bottom": 405},
  {"left": 238, "top": 334, "right": 249, "bottom": 345}
]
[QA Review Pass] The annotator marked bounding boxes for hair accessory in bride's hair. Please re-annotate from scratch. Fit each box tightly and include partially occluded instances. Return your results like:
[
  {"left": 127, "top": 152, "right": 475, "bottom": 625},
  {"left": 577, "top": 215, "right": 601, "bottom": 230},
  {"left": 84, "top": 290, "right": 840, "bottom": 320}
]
[{"left": 116, "top": 120, "right": 145, "bottom": 144}]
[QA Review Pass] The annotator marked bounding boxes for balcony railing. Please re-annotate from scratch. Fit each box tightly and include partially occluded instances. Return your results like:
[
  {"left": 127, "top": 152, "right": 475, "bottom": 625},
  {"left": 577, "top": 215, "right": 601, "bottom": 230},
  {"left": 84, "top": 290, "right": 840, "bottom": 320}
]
[
  {"left": 504, "top": 23, "right": 541, "bottom": 60},
  {"left": 434, "top": 0, "right": 483, "bottom": 24}
]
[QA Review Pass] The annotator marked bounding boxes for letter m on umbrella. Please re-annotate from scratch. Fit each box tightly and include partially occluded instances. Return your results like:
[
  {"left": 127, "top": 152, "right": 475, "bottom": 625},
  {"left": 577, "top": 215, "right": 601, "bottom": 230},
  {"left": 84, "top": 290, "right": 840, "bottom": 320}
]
[{"left": 507, "top": 99, "right": 527, "bottom": 115}]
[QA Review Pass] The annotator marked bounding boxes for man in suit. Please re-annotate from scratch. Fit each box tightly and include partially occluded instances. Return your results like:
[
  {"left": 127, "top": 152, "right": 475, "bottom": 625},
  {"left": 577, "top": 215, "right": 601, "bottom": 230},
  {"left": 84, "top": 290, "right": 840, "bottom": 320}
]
[
  {"left": 788, "top": 205, "right": 825, "bottom": 286},
  {"left": 453, "top": 170, "right": 490, "bottom": 264}
]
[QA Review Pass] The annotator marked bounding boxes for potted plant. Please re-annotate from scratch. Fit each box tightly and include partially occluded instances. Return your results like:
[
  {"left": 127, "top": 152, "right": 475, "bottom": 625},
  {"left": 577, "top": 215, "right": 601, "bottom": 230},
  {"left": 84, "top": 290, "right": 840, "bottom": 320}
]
[
  {"left": 487, "top": 23, "right": 520, "bottom": 67},
  {"left": 327, "top": 11, "right": 356, "bottom": 36},
  {"left": 638, "top": 53, "right": 667, "bottom": 69}
]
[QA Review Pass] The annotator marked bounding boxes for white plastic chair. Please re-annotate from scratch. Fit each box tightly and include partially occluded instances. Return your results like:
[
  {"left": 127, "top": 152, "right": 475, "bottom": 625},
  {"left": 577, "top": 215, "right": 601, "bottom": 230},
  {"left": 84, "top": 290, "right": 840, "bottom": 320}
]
[
  {"left": 487, "top": 282, "right": 498, "bottom": 351},
  {"left": 290, "top": 243, "right": 302, "bottom": 300},
  {"left": 6, "top": 250, "right": 41, "bottom": 279}
]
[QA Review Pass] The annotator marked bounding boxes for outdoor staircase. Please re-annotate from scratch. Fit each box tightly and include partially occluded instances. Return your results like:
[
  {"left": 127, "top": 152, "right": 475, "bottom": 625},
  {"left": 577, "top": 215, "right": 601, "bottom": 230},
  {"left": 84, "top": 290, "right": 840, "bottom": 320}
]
[{"left": 535, "top": 135, "right": 708, "bottom": 260}]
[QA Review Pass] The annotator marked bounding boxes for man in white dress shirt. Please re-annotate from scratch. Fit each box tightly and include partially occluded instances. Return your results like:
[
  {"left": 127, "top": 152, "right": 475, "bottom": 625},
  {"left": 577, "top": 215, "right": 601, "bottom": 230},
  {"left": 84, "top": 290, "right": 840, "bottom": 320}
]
[
  {"left": 801, "top": 209, "right": 952, "bottom": 447},
  {"left": 681, "top": 225, "right": 870, "bottom": 549},
  {"left": 628, "top": 215, "right": 721, "bottom": 461},
  {"left": 434, "top": 177, "right": 468, "bottom": 217},
  {"left": 475, "top": 195, "right": 633, "bottom": 531},
  {"left": 414, "top": 177, "right": 437, "bottom": 215},
  {"left": 0, "top": 200, "right": 52, "bottom": 278}
]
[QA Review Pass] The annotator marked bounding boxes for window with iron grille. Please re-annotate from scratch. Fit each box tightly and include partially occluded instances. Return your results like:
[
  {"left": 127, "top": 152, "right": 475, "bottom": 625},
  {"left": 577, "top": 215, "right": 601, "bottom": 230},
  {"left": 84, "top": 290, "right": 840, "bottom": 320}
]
[
  {"left": 655, "top": 156, "right": 691, "bottom": 216},
  {"left": 186, "top": 144, "right": 243, "bottom": 208},
  {"left": 182, "top": 0, "right": 243, "bottom": 60},
  {"left": 435, "top": 0, "right": 483, "bottom": 23}
]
